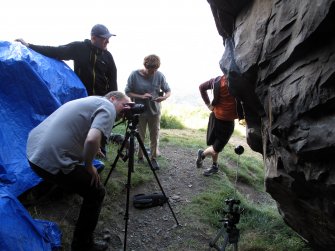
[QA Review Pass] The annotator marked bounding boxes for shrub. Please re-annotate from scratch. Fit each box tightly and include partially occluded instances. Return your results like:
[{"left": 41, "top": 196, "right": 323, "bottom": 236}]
[{"left": 160, "top": 113, "right": 184, "bottom": 129}]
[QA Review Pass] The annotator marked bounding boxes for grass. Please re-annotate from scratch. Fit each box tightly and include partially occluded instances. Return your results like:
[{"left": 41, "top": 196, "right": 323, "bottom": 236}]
[
  {"left": 101, "top": 104, "right": 311, "bottom": 251},
  {"left": 181, "top": 173, "right": 309, "bottom": 251}
]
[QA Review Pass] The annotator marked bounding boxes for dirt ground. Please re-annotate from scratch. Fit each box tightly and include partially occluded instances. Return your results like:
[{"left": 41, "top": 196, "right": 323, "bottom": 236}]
[{"left": 25, "top": 136, "right": 268, "bottom": 251}]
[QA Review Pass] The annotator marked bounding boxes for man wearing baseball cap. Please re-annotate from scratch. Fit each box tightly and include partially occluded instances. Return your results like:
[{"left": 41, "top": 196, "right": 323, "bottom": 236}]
[{"left": 16, "top": 24, "right": 118, "bottom": 96}]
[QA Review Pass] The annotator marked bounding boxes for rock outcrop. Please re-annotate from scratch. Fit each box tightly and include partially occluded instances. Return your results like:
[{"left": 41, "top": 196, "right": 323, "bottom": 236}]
[{"left": 207, "top": 0, "right": 335, "bottom": 249}]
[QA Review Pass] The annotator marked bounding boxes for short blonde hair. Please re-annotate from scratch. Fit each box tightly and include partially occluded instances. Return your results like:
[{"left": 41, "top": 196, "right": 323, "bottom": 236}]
[{"left": 143, "top": 54, "right": 160, "bottom": 69}]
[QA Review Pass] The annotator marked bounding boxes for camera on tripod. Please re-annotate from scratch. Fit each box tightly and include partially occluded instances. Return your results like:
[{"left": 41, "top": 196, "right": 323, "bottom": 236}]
[
  {"left": 122, "top": 103, "right": 145, "bottom": 120},
  {"left": 104, "top": 100, "right": 180, "bottom": 251},
  {"left": 223, "top": 198, "right": 242, "bottom": 226},
  {"left": 209, "top": 146, "right": 246, "bottom": 250}
]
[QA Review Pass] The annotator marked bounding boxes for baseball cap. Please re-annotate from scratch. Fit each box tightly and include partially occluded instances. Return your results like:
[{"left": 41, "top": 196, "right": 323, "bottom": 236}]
[{"left": 91, "top": 24, "right": 116, "bottom": 39}]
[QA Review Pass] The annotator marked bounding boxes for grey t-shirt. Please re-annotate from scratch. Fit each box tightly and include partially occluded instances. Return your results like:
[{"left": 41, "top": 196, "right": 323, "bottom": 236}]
[
  {"left": 27, "top": 96, "right": 116, "bottom": 174},
  {"left": 125, "top": 70, "right": 171, "bottom": 116}
]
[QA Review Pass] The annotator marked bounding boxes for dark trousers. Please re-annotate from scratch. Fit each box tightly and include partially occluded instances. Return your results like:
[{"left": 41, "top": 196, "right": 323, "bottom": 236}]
[{"left": 28, "top": 161, "right": 106, "bottom": 243}]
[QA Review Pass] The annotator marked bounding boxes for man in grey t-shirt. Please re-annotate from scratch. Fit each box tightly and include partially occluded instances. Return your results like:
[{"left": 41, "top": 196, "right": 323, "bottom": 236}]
[{"left": 27, "top": 91, "right": 130, "bottom": 251}]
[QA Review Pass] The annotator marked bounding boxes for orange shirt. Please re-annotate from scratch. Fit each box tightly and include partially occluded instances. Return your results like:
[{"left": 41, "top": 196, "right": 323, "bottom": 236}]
[{"left": 213, "top": 77, "right": 238, "bottom": 121}]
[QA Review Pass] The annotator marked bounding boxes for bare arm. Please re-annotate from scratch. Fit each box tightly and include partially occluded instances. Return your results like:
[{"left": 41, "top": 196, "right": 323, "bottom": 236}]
[{"left": 83, "top": 128, "right": 102, "bottom": 187}]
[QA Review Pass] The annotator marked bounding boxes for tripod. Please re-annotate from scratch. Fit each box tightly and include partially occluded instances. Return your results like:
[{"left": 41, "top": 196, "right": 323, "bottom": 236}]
[
  {"left": 209, "top": 198, "right": 244, "bottom": 251},
  {"left": 209, "top": 145, "right": 245, "bottom": 251},
  {"left": 104, "top": 114, "right": 180, "bottom": 251}
]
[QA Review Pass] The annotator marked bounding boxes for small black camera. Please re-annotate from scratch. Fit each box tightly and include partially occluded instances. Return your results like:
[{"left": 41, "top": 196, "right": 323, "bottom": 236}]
[{"left": 123, "top": 103, "right": 145, "bottom": 120}]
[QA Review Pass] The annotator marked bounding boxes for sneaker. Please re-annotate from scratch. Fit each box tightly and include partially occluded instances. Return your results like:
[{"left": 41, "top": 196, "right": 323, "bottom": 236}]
[
  {"left": 137, "top": 158, "right": 145, "bottom": 164},
  {"left": 151, "top": 158, "right": 160, "bottom": 170},
  {"left": 203, "top": 165, "right": 219, "bottom": 176},
  {"left": 196, "top": 149, "right": 204, "bottom": 168}
]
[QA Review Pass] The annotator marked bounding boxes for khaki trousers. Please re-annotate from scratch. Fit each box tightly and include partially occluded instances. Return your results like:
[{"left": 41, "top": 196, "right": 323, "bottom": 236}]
[{"left": 137, "top": 114, "right": 160, "bottom": 159}]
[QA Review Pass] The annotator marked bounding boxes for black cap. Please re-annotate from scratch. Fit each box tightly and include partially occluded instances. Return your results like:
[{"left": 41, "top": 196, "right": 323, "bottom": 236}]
[{"left": 91, "top": 24, "right": 116, "bottom": 38}]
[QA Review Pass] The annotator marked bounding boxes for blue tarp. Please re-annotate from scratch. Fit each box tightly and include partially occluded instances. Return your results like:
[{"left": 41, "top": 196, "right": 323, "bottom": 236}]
[{"left": 0, "top": 41, "right": 87, "bottom": 250}]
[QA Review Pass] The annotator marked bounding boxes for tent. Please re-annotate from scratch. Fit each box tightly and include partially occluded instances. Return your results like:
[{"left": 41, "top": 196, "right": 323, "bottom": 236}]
[{"left": 0, "top": 41, "right": 87, "bottom": 250}]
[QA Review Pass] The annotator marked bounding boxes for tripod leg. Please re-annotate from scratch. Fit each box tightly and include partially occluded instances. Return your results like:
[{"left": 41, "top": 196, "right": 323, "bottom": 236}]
[
  {"left": 104, "top": 131, "right": 130, "bottom": 186},
  {"left": 134, "top": 131, "right": 180, "bottom": 226},
  {"left": 123, "top": 132, "right": 135, "bottom": 251},
  {"left": 209, "top": 225, "right": 227, "bottom": 251},
  {"left": 222, "top": 233, "right": 229, "bottom": 251},
  {"left": 221, "top": 232, "right": 239, "bottom": 251}
]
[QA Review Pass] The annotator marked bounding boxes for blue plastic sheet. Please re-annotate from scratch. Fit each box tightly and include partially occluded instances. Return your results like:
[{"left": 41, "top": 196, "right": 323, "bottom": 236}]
[
  {"left": 0, "top": 191, "right": 61, "bottom": 251},
  {"left": 0, "top": 41, "right": 87, "bottom": 250}
]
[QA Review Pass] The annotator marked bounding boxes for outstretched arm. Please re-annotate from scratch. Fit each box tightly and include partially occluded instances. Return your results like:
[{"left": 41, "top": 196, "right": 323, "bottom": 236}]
[{"left": 15, "top": 38, "right": 78, "bottom": 60}]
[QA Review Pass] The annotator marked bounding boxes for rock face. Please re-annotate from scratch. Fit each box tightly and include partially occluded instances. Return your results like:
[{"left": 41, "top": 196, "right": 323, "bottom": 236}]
[{"left": 207, "top": 0, "right": 335, "bottom": 249}]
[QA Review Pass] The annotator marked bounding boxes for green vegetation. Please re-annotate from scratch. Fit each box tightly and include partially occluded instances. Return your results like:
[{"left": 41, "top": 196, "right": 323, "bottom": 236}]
[
  {"left": 161, "top": 103, "right": 210, "bottom": 129},
  {"left": 160, "top": 111, "right": 184, "bottom": 129}
]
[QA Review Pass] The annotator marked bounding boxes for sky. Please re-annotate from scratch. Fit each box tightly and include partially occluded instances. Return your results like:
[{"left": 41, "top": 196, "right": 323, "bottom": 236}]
[{"left": 1, "top": 0, "right": 224, "bottom": 105}]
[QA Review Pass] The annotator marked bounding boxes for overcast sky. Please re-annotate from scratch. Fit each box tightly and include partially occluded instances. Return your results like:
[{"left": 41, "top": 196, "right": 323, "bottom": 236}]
[{"left": 1, "top": 0, "right": 224, "bottom": 103}]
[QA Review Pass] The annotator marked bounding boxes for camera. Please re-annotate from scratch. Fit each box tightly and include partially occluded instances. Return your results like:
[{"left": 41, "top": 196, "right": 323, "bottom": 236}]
[
  {"left": 224, "top": 199, "right": 242, "bottom": 225},
  {"left": 122, "top": 103, "right": 145, "bottom": 120}
]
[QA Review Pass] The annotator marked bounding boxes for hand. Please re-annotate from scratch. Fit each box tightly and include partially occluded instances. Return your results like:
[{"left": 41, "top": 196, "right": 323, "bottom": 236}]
[
  {"left": 153, "top": 96, "right": 165, "bottom": 103},
  {"left": 86, "top": 165, "right": 100, "bottom": 187},
  {"left": 96, "top": 148, "right": 106, "bottom": 158},
  {"left": 15, "top": 38, "right": 29, "bottom": 47},
  {"left": 142, "top": 93, "right": 153, "bottom": 99},
  {"left": 207, "top": 104, "right": 214, "bottom": 111},
  {"left": 239, "top": 119, "right": 247, "bottom": 127}
]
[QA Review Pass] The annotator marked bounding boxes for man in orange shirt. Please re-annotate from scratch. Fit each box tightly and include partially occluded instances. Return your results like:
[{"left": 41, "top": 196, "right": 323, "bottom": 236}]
[{"left": 196, "top": 75, "right": 239, "bottom": 176}]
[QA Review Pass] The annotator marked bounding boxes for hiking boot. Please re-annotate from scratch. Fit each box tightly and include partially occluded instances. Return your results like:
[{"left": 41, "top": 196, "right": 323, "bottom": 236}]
[
  {"left": 151, "top": 158, "right": 160, "bottom": 170},
  {"left": 203, "top": 165, "right": 219, "bottom": 177},
  {"left": 196, "top": 149, "right": 204, "bottom": 168}
]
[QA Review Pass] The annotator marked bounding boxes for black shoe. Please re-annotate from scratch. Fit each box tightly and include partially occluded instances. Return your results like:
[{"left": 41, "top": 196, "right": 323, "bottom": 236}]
[
  {"left": 203, "top": 165, "right": 219, "bottom": 176},
  {"left": 151, "top": 159, "right": 160, "bottom": 170},
  {"left": 71, "top": 239, "right": 108, "bottom": 251},
  {"left": 196, "top": 149, "right": 204, "bottom": 168}
]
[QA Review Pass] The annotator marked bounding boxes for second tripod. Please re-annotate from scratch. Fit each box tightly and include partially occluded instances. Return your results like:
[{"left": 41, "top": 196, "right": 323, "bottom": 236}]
[
  {"left": 104, "top": 114, "right": 180, "bottom": 251},
  {"left": 209, "top": 145, "right": 245, "bottom": 251},
  {"left": 209, "top": 198, "right": 244, "bottom": 251}
]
